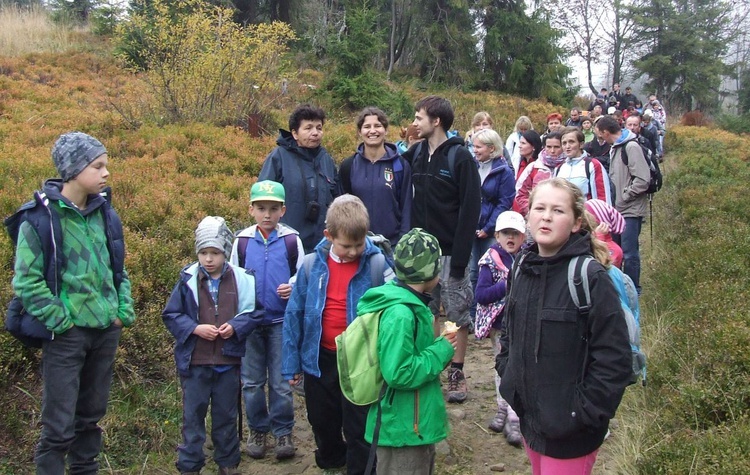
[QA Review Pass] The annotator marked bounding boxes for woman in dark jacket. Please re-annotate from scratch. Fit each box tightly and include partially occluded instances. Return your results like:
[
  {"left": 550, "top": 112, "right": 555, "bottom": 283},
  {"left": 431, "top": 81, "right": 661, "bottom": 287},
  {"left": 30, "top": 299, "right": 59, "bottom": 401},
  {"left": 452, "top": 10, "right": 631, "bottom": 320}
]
[
  {"left": 258, "top": 104, "right": 339, "bottom": 252},
  {"left": 497, "top": 177, "right": 631, "bottom": 474}
]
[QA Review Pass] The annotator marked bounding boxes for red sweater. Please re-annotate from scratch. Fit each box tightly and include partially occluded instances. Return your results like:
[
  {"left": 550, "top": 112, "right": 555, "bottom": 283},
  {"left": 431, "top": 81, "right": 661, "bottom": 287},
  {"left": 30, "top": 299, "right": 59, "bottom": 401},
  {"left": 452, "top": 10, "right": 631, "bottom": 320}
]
[{"left": 320, "top": 256, "right": 359, "bottom": 350}]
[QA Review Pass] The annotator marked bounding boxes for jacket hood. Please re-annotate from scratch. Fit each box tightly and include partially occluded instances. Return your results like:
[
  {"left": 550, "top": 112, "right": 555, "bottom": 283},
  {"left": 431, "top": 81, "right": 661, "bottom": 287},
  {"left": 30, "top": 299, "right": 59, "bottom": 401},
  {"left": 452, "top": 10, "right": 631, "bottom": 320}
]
[
  {"left": 42, "top": 179, "right": 109, "bottom": 211},
  {"left": 276, "top": 129, "right": 322, "bottom": 161},
  {"left": 522, "top": 231, "right": 593, "bottom": 269},
  {"left": 611, "top": 129, "right": 637, "bottom": 149},
  {"left": 356, "top": 281, "right": 424, "bottom": 315},
  {"left": 354, "top": 142, "right": 400, "bottom": 163}
]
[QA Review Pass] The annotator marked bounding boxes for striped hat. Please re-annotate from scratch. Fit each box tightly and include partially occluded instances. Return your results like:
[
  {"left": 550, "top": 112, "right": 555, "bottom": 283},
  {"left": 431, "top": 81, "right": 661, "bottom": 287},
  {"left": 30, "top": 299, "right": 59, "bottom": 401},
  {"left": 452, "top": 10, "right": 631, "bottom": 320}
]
[{"left": 585, "top": 199, "right": 625, "bottom": 234}]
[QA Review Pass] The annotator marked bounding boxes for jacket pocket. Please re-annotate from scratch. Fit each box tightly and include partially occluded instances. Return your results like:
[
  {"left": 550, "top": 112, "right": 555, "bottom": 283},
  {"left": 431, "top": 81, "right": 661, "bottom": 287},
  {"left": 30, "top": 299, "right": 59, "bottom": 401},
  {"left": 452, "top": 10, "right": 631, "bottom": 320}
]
[
  {"left": 535, "top": 381, "right": 584, "bottom": 439},
  {"left": 538, "top": 308, "right": 580, "bottom": 358}
]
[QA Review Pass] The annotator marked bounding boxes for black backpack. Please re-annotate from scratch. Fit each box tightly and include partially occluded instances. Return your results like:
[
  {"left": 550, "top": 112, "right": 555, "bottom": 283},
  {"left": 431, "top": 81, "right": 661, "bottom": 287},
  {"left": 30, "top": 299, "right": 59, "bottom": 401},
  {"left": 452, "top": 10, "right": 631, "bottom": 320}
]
[{"left": 622, "top": 137, "right": 663, "bottom": 194}]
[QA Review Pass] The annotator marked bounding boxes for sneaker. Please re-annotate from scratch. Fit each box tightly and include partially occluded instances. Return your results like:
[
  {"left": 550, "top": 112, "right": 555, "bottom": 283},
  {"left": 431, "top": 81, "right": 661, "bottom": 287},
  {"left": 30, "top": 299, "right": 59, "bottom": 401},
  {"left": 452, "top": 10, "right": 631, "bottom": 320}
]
[
  {"left": 504, "top": 419, "right": 522, "bottom": 447},
  {"left": 218, "top": 466, "right": 241, "bottom": 475},
  {"left": 446, "top": 368, "right": 468, "bottom": 403},
  {"left": 275, "top": 433, "right": 295, "bottom": 460},
  {"left": 488, "top": 409, "right": 507, "bottom": 433},
  {"left": 246, "top": 429, "right": 267, "bottom": 459}
]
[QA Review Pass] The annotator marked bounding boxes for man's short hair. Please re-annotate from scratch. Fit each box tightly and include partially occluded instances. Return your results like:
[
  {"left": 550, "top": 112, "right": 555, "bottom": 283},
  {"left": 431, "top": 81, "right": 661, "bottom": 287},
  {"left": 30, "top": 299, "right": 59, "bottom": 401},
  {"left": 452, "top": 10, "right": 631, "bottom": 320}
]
[
  {"left": 595, "top": 115, "right": 621, "bottom": 134},
  {"left": 325, "top": 194, "right": 369, "bottom": 241},
  {"left": 570, "top": 107, "right": 580, "bottom": 114},
  {"left": 415, "top": 95, "right": 454, "bottom": 131},
  {"left": 289, "top": 104, "right": 326, "bottom": 132}
]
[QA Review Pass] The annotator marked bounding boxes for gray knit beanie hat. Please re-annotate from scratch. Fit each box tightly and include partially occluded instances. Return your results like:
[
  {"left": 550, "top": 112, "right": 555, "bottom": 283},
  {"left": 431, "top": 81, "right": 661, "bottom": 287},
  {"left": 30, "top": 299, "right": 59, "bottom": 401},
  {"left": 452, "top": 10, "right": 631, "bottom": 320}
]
[
  {"left": 195, "top": 216, "right": 234, "bottom": 258},
  {"left": 52, "top": 132, "right": 107, "bottom": 182},
  {"left": 394, "top": 228, "right": 442, "bottom": 284}
]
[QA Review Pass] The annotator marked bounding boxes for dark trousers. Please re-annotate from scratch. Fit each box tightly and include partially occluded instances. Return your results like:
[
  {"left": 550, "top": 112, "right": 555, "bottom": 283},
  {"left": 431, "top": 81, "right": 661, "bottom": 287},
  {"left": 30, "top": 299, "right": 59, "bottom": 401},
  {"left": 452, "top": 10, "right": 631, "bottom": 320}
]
[
  {"left": 177, "top": 366, "right": 241, "bottom": 473},
  {"left": 35, "top": 325, "right": 122, "bottom": 475},
  {"left": 304, "top": 348, "right": 374, "bottom": 475}
]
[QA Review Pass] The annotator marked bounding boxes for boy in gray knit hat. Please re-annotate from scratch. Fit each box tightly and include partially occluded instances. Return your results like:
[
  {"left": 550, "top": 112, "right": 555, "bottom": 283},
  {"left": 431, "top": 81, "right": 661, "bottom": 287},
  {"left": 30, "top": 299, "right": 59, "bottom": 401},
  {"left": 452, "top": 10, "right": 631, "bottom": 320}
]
[
  {"left": 7, "top": 131, "right": 135, "bottom": 473},
  {"left": 357, "top": 228, "right": 458, "bottom": 473},
  {"left": 162, "top": 216, "right": 264, "bottom": 475}
]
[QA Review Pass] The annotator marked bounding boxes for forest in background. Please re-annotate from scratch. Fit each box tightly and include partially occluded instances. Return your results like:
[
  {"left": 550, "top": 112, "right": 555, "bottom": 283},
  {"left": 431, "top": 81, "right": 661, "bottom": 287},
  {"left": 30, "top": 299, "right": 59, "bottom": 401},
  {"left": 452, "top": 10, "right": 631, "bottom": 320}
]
[{"left": 5, "top": 0, "right": 750, "bottom": 118}]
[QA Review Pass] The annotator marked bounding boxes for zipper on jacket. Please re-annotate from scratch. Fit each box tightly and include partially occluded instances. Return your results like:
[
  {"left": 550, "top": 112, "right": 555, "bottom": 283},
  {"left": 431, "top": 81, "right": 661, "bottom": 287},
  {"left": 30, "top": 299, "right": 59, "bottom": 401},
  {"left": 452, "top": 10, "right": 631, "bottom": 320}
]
[{"left": 413, "top": 389, "right": 423, "bottom": 439}]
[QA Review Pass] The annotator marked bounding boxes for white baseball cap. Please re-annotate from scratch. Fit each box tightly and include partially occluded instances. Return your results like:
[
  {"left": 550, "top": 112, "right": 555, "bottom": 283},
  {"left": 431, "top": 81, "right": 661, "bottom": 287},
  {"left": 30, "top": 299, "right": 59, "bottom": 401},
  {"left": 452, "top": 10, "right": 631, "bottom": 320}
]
[{"left": 495, "top": 211, "right": 526, "bottom": 233}]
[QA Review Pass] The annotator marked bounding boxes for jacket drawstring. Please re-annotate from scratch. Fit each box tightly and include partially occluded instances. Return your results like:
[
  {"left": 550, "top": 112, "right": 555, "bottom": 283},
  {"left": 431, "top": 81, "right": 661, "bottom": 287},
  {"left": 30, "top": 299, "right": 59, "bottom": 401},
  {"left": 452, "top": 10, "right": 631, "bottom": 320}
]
[{"left": 534, "top": 263, "right": 548, "bottom": 363}]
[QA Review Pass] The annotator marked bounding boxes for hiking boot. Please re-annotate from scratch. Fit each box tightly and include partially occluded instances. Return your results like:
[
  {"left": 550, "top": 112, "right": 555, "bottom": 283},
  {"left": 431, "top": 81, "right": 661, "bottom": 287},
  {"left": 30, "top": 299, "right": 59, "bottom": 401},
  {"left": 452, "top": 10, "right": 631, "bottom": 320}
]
[
  {"left": 446, "top": 368, "right": 468, "bottom": 403},
  {"left": 275, "top": 433, "right": 295, "bottom": 460},
  {"left": 504, "top": 419, "right": 522, "bottom": 447},
  {"left": 246, "top": 429, "right": 267, "bottom": 459},
  {"left": 218, "top": 466, "right": 241, "bottom": 475},
  {"left": 488, "top": 408, "right": 507, "bottom": 433}
]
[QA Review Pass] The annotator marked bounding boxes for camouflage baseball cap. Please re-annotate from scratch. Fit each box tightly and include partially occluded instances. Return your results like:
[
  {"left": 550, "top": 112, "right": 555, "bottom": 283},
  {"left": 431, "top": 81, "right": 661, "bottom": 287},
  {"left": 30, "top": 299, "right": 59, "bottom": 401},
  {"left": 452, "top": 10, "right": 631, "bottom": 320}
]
[
  {"left": 394, "top": 228, "right": 442, "bottom": 284},
  {"left": 52, "top": 132, "right": 107, "bottom": 182}
]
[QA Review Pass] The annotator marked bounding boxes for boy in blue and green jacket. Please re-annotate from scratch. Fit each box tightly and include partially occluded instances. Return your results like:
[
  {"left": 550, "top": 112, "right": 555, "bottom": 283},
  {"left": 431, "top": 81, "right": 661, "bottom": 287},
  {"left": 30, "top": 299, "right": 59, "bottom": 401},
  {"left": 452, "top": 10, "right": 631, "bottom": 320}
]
[{"left": 9, "top": 132, "right": 135, "bottom": 474}]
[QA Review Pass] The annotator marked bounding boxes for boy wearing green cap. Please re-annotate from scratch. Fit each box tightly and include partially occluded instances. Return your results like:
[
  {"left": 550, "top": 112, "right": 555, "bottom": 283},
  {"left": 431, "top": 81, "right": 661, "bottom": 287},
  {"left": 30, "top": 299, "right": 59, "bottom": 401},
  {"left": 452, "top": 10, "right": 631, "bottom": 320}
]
[
  {"left": 356, "top": 228, "right": 458, "bottom": 474},
  {"left": 229, "top": 180, "right": 304, "bottom": 460}
]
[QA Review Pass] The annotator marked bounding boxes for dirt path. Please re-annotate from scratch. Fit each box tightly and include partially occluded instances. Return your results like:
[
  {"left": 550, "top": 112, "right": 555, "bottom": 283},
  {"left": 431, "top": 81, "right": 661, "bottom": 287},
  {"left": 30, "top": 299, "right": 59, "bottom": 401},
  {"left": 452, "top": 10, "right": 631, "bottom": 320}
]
[{"left": 225, "top": 336, "right": 531, "bottom": 474}]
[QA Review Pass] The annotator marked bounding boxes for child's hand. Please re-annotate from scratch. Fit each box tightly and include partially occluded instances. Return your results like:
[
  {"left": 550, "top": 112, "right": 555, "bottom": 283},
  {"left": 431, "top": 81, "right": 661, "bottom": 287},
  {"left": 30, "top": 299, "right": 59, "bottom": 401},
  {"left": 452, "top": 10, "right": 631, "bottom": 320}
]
[
  {"left": 218, "top": 323, "right": 235, "bottom": 339},
  {"left": 595, "top": 222, "right": 610, "bottom": 235},
  {"left": 193, "top": 324, "right": 219, "bottom": 341},
  {"left": 289, "top": 373, "right": 303, "bottom": 387},
  {"left": 443, "top": 330, "right": 459, "bottom": 350},
  {"left": 277, "top": 283, "right": 292, "bottom": 300},
  {"left": 113, "top": 318, "right": 123, "bottom": 328}
]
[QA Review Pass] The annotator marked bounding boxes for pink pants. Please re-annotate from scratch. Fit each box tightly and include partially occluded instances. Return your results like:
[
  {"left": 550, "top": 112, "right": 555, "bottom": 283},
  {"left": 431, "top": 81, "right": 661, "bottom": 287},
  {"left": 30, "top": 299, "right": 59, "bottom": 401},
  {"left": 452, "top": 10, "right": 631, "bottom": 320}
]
[{"left": 524, "top": 442, "right": 598, "bottom": 475}]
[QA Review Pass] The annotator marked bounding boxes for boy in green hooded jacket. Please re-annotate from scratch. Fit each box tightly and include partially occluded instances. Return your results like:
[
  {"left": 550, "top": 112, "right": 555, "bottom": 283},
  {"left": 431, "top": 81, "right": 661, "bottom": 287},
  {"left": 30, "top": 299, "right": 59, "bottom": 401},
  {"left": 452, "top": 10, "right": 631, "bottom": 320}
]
[{"left": 357, "top": 228, "right": 457, "bottom": 474}]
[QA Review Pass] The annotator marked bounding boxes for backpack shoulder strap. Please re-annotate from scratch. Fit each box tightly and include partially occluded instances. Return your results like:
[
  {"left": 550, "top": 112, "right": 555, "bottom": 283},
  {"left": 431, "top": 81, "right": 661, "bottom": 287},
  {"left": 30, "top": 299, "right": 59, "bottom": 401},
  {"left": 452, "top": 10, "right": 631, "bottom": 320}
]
[
  {"left": 447, "top": 144, "right": 458, "bottom": 181},
  {"left": 369, "top": 252, "right": 386, "bottom": 286},
  {"left": 621, "top": 142, "right": 630, "bottom": 166},
  {"left": 283, "top": 234, "right": 298, "bottom": 277},
  {"left": 302, "top": 252, "right": 316, "bottom": 280},
  {"left": 237, "top": 236, "right": 249, "bottom": 268},
  {"left": 339, "top": 156, "right": 354, "bottom": 194},
  {"left": 585, "top": 156, "right": 592, "bottom": 183},
  {"left": 568, "top": 256, "right": 593, "bottom": 318}
]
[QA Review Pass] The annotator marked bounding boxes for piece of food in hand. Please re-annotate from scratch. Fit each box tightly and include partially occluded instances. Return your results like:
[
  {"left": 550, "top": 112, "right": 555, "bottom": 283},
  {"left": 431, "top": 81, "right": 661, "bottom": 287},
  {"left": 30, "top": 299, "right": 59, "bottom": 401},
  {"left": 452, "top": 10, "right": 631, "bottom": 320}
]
[{"left": 443, "top": 321, "right": 459, "bottom": 335}]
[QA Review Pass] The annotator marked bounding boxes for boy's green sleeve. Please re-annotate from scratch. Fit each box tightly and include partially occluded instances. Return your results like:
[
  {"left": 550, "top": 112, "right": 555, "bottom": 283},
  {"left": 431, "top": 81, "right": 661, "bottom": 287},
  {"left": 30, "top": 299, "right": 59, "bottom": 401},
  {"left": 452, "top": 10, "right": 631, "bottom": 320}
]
[
  {"left": 12, "top": 221, "right": 72, "bottom": 334},
  {"left": 116, "top": 268, "right": 136, "bottom": 327}
]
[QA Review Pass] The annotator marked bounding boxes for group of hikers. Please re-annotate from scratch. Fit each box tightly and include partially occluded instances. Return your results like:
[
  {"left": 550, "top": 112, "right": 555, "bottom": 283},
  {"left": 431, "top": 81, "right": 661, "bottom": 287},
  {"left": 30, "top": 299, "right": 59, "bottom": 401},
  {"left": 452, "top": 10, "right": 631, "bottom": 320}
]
[{"left": 7, "top": 89, "right": 661, "bottom": 475}]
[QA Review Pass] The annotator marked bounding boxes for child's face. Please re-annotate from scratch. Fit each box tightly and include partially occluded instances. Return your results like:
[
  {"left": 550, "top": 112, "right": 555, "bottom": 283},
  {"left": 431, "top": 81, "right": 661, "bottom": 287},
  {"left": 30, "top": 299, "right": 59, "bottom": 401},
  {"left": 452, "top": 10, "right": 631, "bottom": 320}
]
[
  {"left": 198, "top": 247, "right": 226, "bottom": 278},
  {"left": 582, "top": 120, "right": 592, "bottom": 130},
  {"left": 250, "top": 200, "right": 286, "bottom": 235},
  {"left": 528, "top": 184, "right": 581, "bottom": 257},
  {"left": 324, "top": 230, "right": 366, "bottom": 263},
  {"left": 71, "top": 154, "right": 109, "bottom": 194},
  {"left": 496, "top": 229, "right": 525, "bottom": 254}
]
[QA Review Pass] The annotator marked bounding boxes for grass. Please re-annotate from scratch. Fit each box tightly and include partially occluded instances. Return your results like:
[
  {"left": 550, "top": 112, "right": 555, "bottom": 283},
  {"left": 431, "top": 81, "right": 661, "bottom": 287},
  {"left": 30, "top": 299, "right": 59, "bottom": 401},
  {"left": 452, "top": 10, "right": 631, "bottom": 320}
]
[{"left": 0, "top": 3, "right": 84, "bottom": 57}]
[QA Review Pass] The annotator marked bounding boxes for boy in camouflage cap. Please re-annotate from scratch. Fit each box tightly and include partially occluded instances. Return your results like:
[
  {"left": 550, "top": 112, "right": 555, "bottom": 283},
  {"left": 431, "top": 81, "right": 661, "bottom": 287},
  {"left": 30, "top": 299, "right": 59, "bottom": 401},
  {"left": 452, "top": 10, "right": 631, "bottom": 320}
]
[{"left": 357, "top": 228, "right": 458, "bottom": 473}]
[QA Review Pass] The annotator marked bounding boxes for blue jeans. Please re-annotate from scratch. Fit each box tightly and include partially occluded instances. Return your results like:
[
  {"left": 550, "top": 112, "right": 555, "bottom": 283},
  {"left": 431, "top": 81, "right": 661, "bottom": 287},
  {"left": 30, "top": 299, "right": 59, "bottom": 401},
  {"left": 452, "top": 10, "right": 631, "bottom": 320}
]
[
  {"left": 35, "top": 324, "right": 121, "bottom": 475},
  {"left": 177, "top": 366, "right": 241, "bottom": 472},
  {"left": 621, "top": 217, "right": 642, "bottom": 292},
  {"left": 469, "top": 235, "right": 494, "bottom": 319},
  {"left": 241, "top": 323, "right": 294, "bottom": 437}
]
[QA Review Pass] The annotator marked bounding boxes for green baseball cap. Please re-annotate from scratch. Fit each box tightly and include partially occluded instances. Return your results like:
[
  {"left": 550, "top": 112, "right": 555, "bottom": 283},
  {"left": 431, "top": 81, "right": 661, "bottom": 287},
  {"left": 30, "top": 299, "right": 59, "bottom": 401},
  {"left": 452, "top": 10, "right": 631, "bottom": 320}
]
[{"left": 250, "top": 180, "right": 285, "bottom": 203}]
